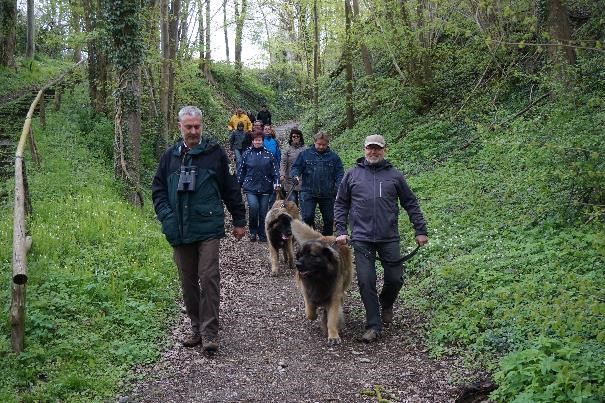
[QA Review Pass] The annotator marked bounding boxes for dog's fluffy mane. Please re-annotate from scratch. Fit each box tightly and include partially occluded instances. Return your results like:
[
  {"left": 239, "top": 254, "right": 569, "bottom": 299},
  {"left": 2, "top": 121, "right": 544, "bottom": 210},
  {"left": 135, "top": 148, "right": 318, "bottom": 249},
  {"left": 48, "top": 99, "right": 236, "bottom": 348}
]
[{"left": 291, "top": 219, "right": 326, "bottom": 244}]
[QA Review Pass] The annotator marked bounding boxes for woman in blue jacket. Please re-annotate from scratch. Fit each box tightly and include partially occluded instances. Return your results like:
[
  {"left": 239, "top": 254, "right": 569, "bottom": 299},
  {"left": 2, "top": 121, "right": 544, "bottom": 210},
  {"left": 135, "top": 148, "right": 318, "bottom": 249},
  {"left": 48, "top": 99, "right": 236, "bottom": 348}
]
[{"left": 238, "top": 134, "right": 279, "bottom": 242}]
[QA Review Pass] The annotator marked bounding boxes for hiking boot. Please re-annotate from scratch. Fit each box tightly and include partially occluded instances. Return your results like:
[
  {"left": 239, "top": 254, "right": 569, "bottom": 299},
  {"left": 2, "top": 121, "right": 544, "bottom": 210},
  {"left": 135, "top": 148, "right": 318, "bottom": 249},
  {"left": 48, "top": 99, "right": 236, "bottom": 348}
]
[
  {"left": 182, "top": 332, "right": 201, "bottom": 347},
  {"left": 360, "top": 328, "right": 381, "bottom": 343},
  {"left": 382, "top": 306, "right": 394, "bottom": 327},
  {"left": 202, "top": 338, "right": 219, "bottom": 353},
  {"left": 258, "top": 237, "right": 267, "bottom": 243},
  {"left": 249, "top": 234, "right": 257, "bottom": 242}
]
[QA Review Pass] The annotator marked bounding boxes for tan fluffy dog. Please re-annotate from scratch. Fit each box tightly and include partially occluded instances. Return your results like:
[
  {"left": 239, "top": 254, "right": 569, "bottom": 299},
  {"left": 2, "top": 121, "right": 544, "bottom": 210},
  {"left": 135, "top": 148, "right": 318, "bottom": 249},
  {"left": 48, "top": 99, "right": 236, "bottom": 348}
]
[
  {"left": 264, "top": 194, "right": 301, "bottom": 276},
  {"left": 291, "top": 219, "right": 353, "bottom": 344}
]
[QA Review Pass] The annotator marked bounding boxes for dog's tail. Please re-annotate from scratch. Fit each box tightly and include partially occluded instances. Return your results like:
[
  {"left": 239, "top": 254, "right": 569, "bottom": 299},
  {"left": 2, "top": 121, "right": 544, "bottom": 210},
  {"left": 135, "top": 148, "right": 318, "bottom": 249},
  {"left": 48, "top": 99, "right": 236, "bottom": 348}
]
[{"left": 291, "top": 219, "right": 323, "bottom": 244}]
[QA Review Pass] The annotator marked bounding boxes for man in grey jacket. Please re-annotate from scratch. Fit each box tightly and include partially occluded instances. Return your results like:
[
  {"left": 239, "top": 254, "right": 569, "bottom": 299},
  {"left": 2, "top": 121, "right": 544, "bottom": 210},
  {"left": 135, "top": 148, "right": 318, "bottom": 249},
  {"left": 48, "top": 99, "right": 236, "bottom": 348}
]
[{"left": 334, "top": 134, "right": 428, "bottom": 343}]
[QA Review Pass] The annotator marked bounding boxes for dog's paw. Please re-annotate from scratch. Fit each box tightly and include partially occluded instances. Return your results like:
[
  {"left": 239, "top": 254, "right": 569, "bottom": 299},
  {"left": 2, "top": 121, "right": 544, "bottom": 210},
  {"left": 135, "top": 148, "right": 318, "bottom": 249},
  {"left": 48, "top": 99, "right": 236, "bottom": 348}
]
[
  {"left": 270, "top": 270, "right": 279, "bottom": 277},
  {"left": 327, "top": 336, "right": 342, "bottom": 345}
]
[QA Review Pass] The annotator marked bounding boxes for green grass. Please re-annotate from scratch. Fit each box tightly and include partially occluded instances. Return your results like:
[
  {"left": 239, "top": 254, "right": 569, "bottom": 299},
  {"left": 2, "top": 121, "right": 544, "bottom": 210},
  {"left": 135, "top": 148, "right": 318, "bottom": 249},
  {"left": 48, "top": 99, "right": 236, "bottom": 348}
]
[
  {"left": 0, "top": 56, "right": 72, "bottom": 99},
  {"left": 0, "top": 88, "right": 178, "bottom": 402}
]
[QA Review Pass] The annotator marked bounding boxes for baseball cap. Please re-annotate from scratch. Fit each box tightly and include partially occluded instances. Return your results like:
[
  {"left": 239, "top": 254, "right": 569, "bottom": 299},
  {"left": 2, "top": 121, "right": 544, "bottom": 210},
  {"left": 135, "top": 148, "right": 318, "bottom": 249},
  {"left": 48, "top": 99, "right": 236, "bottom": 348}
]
[{"left": 364, "top": 134, "right": 385, "bottom": 148}]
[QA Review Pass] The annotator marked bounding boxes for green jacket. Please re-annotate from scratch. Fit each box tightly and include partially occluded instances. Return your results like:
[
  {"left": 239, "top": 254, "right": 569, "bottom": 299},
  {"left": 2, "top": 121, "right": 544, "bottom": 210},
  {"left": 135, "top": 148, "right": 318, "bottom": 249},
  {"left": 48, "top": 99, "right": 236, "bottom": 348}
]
[{"left": 152, "top": 138, "right": 246, "bottom": 246}]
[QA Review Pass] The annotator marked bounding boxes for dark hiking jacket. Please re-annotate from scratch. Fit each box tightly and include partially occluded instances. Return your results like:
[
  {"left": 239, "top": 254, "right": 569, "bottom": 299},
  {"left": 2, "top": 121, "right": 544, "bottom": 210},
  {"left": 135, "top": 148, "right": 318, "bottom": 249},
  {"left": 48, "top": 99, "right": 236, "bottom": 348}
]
[
  {"left": 334, "top": 158, "right": 427, "bottom": 242},
  {"left": 152, "top": 138, "right": 246, "bottom": 246}
]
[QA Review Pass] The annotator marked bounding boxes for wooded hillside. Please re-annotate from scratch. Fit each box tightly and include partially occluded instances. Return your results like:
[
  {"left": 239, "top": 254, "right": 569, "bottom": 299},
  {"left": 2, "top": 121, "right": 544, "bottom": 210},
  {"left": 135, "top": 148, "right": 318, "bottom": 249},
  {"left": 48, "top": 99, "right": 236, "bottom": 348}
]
[{"left": 1, "top": 0, "right": 604, "bottom": 401}]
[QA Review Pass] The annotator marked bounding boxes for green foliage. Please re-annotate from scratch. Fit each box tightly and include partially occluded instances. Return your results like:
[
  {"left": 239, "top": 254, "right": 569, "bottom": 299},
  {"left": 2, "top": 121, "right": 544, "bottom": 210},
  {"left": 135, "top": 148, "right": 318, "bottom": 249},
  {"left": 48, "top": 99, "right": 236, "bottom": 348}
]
[
  {"left": 310, "top": 26, "right": 605, "bottom": 401},
  {"left": 0, "top": 57, "right": 71, "bottom": 98},
  {"left": 0, "top": 89, "right": 178, "bottom": 401},
  {"left": 492, "top": 338, "right": 605, "bottom": 402}
]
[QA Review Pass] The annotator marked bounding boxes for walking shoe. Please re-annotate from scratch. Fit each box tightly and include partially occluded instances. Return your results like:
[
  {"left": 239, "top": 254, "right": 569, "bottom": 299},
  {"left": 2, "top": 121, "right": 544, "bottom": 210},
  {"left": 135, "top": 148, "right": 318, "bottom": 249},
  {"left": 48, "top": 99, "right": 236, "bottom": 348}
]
[
  {"left": 182, "top": 332, "right": 201, "bottom": 347},
  {"left": 382, "top": 306, "right": 394, "bottom": 327},
  {"left": 249, "top": 234, "right": 257, "bottom": 242},
  {"left": 258, "top": 237, "right": 267, "bottom": 243},
  {"left": 202, "top": 338, "right": 219, "bottom": 353},
  {"left": 360, "top": 328, "right": 381, "bottom": 343}
]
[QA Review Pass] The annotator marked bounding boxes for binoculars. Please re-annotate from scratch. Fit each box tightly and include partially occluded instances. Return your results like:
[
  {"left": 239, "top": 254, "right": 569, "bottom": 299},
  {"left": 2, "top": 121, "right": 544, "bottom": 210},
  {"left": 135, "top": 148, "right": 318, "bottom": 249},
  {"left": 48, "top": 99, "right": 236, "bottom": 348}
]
[{"left": 177, "top": 166, "right": 197, "bottom": 192}]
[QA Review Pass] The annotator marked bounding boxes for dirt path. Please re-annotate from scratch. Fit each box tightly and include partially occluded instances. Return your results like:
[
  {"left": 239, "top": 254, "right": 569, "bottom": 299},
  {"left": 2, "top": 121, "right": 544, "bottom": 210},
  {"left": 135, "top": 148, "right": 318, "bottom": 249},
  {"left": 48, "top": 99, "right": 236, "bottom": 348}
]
[{"left": 123, "top": 123, "right": 480, "bottom": 402}]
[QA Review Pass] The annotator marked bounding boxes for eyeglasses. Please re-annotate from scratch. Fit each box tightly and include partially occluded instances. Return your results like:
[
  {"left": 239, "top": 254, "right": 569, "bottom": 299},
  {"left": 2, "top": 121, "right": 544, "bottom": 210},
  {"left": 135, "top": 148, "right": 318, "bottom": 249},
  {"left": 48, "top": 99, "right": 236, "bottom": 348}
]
[{"left": 291, "top": 135, "right": 300, "bottom": 138}]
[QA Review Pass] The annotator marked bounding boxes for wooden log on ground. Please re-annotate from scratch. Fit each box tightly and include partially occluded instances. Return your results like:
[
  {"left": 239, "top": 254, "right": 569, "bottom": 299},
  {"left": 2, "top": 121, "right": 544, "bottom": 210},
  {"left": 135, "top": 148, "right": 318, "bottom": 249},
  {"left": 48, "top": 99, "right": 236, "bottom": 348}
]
[{"left": 10, "top": 283, "right": 26, "bottom": 353}]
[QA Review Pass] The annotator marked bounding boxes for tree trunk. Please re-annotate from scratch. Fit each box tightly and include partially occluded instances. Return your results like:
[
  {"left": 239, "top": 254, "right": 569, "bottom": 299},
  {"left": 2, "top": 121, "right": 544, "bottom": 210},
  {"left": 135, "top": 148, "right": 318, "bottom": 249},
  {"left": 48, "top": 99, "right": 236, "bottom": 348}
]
[
  {"left": 70, "top": 0, "right": 82, "bottom": 62},
  {"left": 26, "top": 0, "right": 34, "bottom": 58},
  {"left": 547, "top": 0, "right": 575, "bottom": 66},
  {"left": 198, "top": 0, "right": 205, "bottom": 71},
  {"left": 234, "top": 0, "right": 247, "bottom": 83},
  {"left": 0, "top": 0, "right": 17, "bottom": 67},
  {"left": 114, "top": 67, "right": 143, "bottom": 207},
  {"left": 312, "top": 0, "right": 319, "bottom": 134},
  {"left": 81, "top": 0, "right": 108, "bottom": 113},
  {"left": 344, "top": 0, "right": 354, "bottom": 129},
  {"left": 107, "top": 0, "right": 144, "bottom": 207},
  {"left": 159, "top": 0, "right": 180, "bottom": 153},
  {"left": 223, "top": 0, "right": 229, "bottom": 61},
  {"left": 351, "top": 0, "right": 372, "bottom": 75}
]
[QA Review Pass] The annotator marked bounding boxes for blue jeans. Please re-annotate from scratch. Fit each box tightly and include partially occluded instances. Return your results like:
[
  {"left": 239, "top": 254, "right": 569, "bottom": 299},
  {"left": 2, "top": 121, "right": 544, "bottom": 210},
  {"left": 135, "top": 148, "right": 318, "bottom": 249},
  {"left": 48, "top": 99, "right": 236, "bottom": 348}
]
[
  {"left": 353, "top": 241, "right": 404, "bottom": 331},
  {"left": 234, "top": 149, "right": 242, "bottom": 165},
  {"left": 245, "top": 192, "right": 270, "bottom": 240},
  {"left": 300, "top": 192, "right": 334, "bottom": 235}
]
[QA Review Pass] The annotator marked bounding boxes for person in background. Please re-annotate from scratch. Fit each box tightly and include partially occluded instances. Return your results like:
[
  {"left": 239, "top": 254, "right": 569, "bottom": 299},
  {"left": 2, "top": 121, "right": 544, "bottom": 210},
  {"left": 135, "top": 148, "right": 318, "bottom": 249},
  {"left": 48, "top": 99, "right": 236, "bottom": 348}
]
[
  {"left": 227, "top": 107, "right": 252, "bottom": 133},
  {"left": 334, "top": 134, "right": 428, "bottom": 343},
  {"left": 229, "top": 121, "right": 247, "bottom": 166},
  {"left": 247, "top": 110, "right": 256, "bottom": 125},
  {"left": 291, "top": 131, "right": 344, "bottom": 236},
  {"left": 256, "top": 104, "right": 272, "bottom": 126},
  {"left": 263, "top": 124, "right": 281, "bottom": 167},
  {"left": 152, "top": 106, "right": 246, "bottom": 352},
  {"left": 237, "top": 133, "right": 279, "bottom": 243},
  {"left": 263, "top": 124, "right": 281, "bottom": 205},
  {"left": 243, "top": 120, "right": 264, "bottom": 150},
  {"left": 279, "top": 127, "right": 305, "bottom": 205}
]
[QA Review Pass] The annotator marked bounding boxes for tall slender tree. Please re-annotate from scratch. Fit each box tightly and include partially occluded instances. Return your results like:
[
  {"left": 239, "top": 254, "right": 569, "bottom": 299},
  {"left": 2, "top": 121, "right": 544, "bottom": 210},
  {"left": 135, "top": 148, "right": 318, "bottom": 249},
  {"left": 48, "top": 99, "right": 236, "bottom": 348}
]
[
  {"left": 159, "top": 0, "right": 180, "bottom": 153},
  {"left": 82, "top": 0, "right": 108, "bottom": 113},
  {"left": 234, "top": 0, "right": 247, "bottom": 82},
  {"left": 344, "top": 0, "right": 354, "bottom": 129},
  {"left": 0, "top": 0, "right": 17, "bottom": 67},
  {"left": 105, "top": 0, "right": 144, "bottom": 207},
  {"left": 223, "top": 0, "right": 229, "bottom": 61},
  {"left": 26, "top": 0, "right": 34, "bottom": 58}
]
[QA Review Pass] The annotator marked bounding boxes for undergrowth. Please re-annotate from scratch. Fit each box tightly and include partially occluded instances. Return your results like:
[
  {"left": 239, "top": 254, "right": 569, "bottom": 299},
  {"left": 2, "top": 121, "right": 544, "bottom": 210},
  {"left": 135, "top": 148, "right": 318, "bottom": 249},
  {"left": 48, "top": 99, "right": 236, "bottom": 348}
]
[
  {"left": 0, "top": 88, "right": 178, "bottom": 402},
  {"left": 323, "top": 57, "right": 605, "bottom": 401}
]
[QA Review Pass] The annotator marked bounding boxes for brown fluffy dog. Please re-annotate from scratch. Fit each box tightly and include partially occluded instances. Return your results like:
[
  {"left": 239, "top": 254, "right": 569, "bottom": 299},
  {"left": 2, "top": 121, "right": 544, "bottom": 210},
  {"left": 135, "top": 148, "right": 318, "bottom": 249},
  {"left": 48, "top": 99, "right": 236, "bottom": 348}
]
[
  {"left": 265, "top": 196, "right": 301, "bottom": 276},
  {"left": 291, "top": 219, "right": 353, "bottom": 344}
]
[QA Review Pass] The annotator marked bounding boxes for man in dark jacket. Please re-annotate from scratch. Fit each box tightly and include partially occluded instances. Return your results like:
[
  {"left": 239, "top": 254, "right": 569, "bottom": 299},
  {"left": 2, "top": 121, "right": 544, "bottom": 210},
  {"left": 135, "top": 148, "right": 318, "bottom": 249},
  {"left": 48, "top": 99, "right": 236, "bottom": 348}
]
[
  {"left": 291, "top": 131, "right": 344, "bottom": 235},
  {"left": 334, "top": 134, "right": 428, "bottom": 343},
  {"left": 256, "top": 104, "right": 272, "bottom": 126},
  {"left": 152, "top": 106, "right": 246, "bottom": 352}
]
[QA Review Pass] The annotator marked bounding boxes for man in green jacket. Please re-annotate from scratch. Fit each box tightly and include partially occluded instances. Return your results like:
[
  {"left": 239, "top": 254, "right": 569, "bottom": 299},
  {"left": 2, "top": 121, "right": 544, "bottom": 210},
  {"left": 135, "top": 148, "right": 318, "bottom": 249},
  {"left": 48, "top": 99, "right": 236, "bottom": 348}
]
[{"left": 152, "top": 106, "right": 246, "bottom": 352}]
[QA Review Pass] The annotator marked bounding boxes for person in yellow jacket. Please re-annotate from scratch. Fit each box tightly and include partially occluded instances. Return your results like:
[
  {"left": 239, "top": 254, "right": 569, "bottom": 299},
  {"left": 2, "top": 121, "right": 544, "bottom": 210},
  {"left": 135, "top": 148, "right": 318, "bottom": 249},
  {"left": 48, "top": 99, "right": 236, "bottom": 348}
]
[{"left": 227, "top": 108, "right": 252, "bottom": 132}]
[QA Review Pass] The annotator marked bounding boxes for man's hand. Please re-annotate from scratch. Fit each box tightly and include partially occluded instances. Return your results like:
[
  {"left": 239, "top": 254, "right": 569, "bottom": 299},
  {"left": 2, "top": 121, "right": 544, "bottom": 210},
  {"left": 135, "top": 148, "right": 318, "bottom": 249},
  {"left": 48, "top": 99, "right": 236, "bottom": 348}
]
[
  {"left": 280, "top": 175, "right": 286, "bottom": 183},
  {"left": 336, "top": 234, "right": 349, "bottom": 245},
  {"left": 232, "top": 226, "right": 246, "bottom": 240},
  {"left": 416, "top": 234, "right": 428, "bottom": 246}
]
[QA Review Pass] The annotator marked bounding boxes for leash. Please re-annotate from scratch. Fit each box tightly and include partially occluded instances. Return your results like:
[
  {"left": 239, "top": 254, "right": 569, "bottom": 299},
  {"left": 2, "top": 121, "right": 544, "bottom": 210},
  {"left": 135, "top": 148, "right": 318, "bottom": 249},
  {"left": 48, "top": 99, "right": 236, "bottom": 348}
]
[{"left": 351, "top": 242, "right": 421, "bottom": 265}]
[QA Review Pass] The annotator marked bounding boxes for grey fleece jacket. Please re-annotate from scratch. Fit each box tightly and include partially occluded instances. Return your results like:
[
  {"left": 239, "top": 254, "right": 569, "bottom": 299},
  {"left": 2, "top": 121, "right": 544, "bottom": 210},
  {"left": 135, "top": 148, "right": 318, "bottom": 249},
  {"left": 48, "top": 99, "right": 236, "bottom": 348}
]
[{"left": 334, "top": 158, "right": 427, "bottom": 242}]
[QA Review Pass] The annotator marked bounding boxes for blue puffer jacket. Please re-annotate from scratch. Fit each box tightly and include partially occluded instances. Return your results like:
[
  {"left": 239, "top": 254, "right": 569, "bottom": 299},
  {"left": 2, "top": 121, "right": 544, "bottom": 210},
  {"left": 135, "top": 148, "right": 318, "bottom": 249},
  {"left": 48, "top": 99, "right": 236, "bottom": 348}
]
[
  {"left": 263, "top": 136, "right": 281, "bottom": 167},
  {"left": 238, "top": 146, "right": 279, "bottom": 194},
  {"left": 290, "top": 145, "right": 344, "bottom": 197}
]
